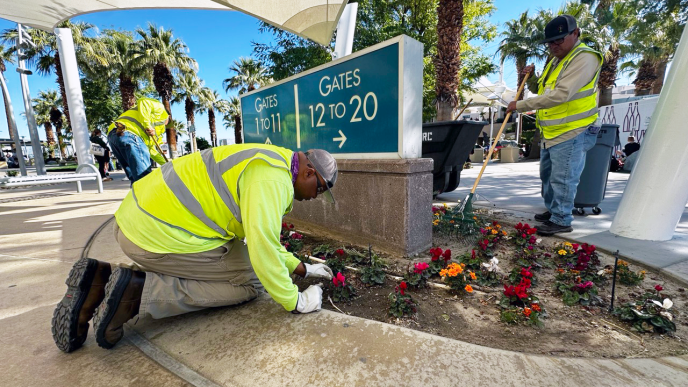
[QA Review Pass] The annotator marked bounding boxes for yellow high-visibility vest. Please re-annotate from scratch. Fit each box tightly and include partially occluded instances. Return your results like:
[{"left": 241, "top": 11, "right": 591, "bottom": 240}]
[
  {"left": 116, "top": 144, "right": 294, "bottom": 253},
  {"left": 536, "top": 42, "right": 603, "bottom": 139},
  {"left": 107, "top": 98, "right": 168, "bottom": 163}
]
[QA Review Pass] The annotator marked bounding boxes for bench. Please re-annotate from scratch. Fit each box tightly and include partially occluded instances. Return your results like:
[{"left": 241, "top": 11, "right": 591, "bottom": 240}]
[{"left": 0, "top": 164, "right": 103, "bottom": 193}]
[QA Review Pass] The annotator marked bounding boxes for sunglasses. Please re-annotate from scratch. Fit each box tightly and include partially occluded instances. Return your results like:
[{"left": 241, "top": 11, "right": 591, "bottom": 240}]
[
  {"left": 307, "top": 163, "right": 326, "bottom": 195},
  {"left": 546, "top": 32, "right": 572, "bottom": 46}
]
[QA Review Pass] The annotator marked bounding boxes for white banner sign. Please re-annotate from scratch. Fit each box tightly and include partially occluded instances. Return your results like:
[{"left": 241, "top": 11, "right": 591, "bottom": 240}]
[{"left": 599, "top": 96, "right": 659, "bottom": 149}]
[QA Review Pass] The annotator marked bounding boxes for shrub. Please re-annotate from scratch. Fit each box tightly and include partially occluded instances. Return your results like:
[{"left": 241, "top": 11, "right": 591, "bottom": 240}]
[
  {"left": 331, "top": 272, "right": 356, "bottom": 302},
  {"left": 388, "top": 281, "right": 416, "bottom": 318},
  {"left": 613, "top": 286, "right": 675, "bottom": 333}
]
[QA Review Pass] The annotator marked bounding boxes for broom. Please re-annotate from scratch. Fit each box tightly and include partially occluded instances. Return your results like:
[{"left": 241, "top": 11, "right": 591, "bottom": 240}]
[{"left": 458, "top": 72, "right": 532, "bottom": 219}]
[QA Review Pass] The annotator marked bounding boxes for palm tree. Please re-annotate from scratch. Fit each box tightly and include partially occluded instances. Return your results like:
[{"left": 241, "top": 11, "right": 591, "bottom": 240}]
[
  {"left": 497, "top": 11, "right": 543, "bottom": 101},
  {"left": 1, "top": 21, "right": 105, "bottom": 130},
  {"left": 32, "top": 90, "right": 61, "bottom": 157},
  {"left": 222, "top": 57, "right": 271, "bottom": 94},
  {"left": 222, "top": 97, "right": 243, "bottom": 145},
  {"left": 434, "top": 0, "right": 465, "bottom": 121},
  {"left": 173, "top": 73, "right": 203, "bottom": 152},
  {"left": 197, "top": 88, "right": 227, "bottom": 147},
  {"left": 88, "top": 30, "right": 149, "bottom": 111},
  {"left": 131, "top": 23, "right": 197, "bottom": 158},
  {"left": 0, "top": 44, "right": 16, "bottom": 150}
]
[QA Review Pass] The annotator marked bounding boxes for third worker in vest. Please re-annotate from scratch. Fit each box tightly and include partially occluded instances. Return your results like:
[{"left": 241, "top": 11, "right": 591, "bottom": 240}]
[
  {"left": 51, "top": 144, "right": 337, "bottom": 352},
  {"left": 507, "top": 14, "right": 603, "bottom": 236},
  {"left": 106, "top": 98, "right": 170, "bottom": 183}
]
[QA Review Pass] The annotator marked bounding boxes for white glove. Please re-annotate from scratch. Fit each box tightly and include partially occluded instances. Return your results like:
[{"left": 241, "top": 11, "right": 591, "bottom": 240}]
[
  {"left": 304, "top": 263, "right": 333, "bottom": 279},
  {"left": 294, "top": 284, "right": 323, "bottom": 314}
]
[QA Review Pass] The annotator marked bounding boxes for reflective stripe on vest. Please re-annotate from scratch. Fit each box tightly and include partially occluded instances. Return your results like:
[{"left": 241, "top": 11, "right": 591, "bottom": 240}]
[
  {"left": 536, "top": 43, "right": 603, "bottom": 139},
  {"left": 161, "top": 162, "right": 228, "bottom": 237}
]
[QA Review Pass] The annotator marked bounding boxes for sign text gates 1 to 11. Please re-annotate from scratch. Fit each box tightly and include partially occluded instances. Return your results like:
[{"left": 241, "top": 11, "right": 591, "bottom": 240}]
[{"left": 240, "top": 35, "right": 423, "bottom": 159}]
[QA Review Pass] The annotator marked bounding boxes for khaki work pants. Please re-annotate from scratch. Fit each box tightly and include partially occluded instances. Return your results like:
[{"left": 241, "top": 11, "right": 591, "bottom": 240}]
[{"left": 114, "top": 223, "right": 262, "bottom": 319}]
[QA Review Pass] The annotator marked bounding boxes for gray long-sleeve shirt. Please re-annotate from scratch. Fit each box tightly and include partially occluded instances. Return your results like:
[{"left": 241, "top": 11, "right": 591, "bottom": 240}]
[{"left": 516, "top": 41, "right": 601, "bottom": 148}]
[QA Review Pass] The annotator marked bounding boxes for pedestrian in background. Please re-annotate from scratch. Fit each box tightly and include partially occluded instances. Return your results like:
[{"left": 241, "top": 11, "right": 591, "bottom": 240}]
[{"left": 89, "top": 129, "right": 112, "bottom": 182}]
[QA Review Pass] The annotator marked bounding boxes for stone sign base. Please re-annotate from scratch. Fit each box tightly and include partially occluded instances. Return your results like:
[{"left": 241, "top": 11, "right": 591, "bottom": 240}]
[{"left": 286, "top": 158, "right": 433, "bottom": 257}]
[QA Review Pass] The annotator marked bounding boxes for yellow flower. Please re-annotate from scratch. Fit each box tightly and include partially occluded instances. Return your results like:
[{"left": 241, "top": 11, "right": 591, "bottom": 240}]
[
  {"left": 618, "top": 260, "right": 628, "bottom": 266},
  {"left": 443, "top": 203, "right": 448, "bottom": 208},
  {"left": 473, "top": 216, "right": 477, "bottom": 220},
  {"left": 557, "top": 249, "right": 567, "bottom": 256},
  {"left": 433, "top": 220, "right": 440, "bottom": 226},
  {"left": 496, "top": 224, "right": 501, "bottom": 229},
  {"left": 491, "top": 229, "right": 498, "bottom": 235},
  {"left": 469, "top": 272, "right": 477, "bottom": 280},
  {"left": 465, "top": 285, "right": 473, "bottom": 293},
  {"left": 564, "top": 242, "right": 572, "bottom": 247},
  {"left": 434, "top": 212, "right": 440, "bottom": 217}
]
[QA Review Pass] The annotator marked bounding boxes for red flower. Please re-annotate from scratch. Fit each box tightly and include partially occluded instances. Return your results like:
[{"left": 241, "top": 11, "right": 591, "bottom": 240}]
[
  {"left": 282, "top": 222, "right": 288, "bottom": 229},
  {"left": 289, "top": 224, "right": 295, "bottom": 229},
  {"left": 527, "top": 228, "right": 537, "bottom": 235},
  {"left": 655, "top": 284, "right": 663, "bottom": 292},
  {"left": 504, "top": 284, "right": 516, "bottom": 298},
  {"left": 291, "top": 232, "right": 303, "bottom": 240},
  {"left": 571, "top": 243, "right": 579, "bottom": 251},
  {"left": 478, "top": 239, "right": 489, "bottom": 250},
  {"left": 515, "top": 222, "right": 523, "bottom": 231},
  {"left": 284, "top": 242, "right": 290, "bottom": 249},
  {"left": 332, "top": 272, "right": 346, "bottom": 287},
  {"left": 529, "top": 236, "right": 537, "bottom": 244},
  {"left": 523, "top": 223, "right": 531, "bottom": 230},
  {"left": 522, "top": 233, "right": 527, "bottom": 239},
  {"left": 520, "top": 267, "right": 532, "bottom": 278},
  {"left": 399, "top": 281, "right": 408, "bottom": 295},
  {"left": 414, "top": 262, "right": 429, "bottom": 274},
  {"left": 429, "top": 247, "right": 443, "bottom": 261},
  {"left": 442, "top": 249, "right": 452, "bottom": 261},
  {"left": 471, "top": 249, "right": 476, "bottom": 259},
  {"left": 515, "top": 285, "right": 529, "bottom": 300},
  {"left": 335, "top": 249, "right": 345, "bottom": 256},
  {"left": 531, "top": 304, "right": 541, "bottom": 312}
]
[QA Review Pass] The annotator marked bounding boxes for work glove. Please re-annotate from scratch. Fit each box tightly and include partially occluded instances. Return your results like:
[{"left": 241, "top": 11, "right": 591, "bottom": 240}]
[
  {"left": 293, "top": 284, "right": 323, "bottom": 314},
  {"left": 304, "top": 263, "right": 333, "bottom": 280}
]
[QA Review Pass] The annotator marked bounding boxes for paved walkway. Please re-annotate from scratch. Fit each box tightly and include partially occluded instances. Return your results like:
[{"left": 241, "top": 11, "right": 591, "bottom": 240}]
[
  {"left": 1, "top": 169, "right": 687, "bottom": 386},
  {"left": 437, "top": 160, "right": 688, "bottom": 286}
]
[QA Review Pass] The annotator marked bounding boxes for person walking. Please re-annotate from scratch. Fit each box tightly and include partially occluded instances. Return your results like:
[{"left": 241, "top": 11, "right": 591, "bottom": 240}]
[
  {"left": 106, "top": 98, "right": 169, "bottom": 183},
  {"left": 89, "top": 129, "right": 112, "bottom": 182},
  {"left": 507, "top": 14, "right": 603, "bottom": 236},
  {"left": 52, "top": 144, "right": 338, "bottom": 352}
]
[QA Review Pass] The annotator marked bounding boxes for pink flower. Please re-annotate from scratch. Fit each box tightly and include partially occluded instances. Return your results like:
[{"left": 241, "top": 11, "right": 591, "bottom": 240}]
[
  {"left": 480, "top": 228, "right": 488, "bottom": 235},
  {"left": 291, "top": 232, "right": 303, "bottom": 240},
  {"left": 332, "top": 272, "right": 346, "bottom": 287},
  {"left": 527, "top": 245, "right": 534, "bottom": 251},
  {"left": 414, "top": 262, "right": 429, "bottom": 274},
  {"left": 655, "top": 284, "right": 663, "bottom": 292}
]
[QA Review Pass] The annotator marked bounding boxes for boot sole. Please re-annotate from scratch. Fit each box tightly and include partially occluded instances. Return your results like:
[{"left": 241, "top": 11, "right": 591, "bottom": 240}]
[
  {"left": 537, "top": 227, "right": 573, "bottom": 236},
  {"left": 93, "top": 267, "right": 132, "bottom": 349},
  {"left": 51, "top": 258, "right": 99, "bottom": 353}
]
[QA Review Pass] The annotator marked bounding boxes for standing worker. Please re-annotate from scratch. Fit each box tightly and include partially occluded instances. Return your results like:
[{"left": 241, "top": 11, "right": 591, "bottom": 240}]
[
  {"left": 507, "top": 14, "right": 603, "bottom": 236},
  {"left": 52, "top": 144, "right": 338, "bottom": 352},
  {"left": 106, "top": 98, "right": 170, "bottom": 183}
]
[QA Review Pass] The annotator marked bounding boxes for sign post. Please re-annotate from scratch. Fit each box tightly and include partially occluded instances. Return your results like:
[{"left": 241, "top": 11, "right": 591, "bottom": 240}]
[{"left": 240, "top": 35, "right": 423, "bottom": 159}]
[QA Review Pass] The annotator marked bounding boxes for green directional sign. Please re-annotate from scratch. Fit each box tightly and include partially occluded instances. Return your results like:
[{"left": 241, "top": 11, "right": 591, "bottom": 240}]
[{"left": 240, "top": 35, "right": 423, "bottom": 159}]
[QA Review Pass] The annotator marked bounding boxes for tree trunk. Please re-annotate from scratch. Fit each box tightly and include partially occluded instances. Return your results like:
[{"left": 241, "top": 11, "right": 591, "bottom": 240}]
[
  {"left": 54, "top": 52, "right": 72, "bottom": 130},
  {"left": 234, "top": 114, "right": 243, "bottom": 144},
  {"left": 119, "top": 74, "right": 136, "bottom": 111},
  {"left": 2, "top": 81, "right": 16, "bottom": 150},
  {"left": 209, "top": 109, "right": 217, "bottom": 147},
  {"left": 185, "top": 97, "right": 197, "bottom": 151},
  {"left": 162, "top": 96, "right": 176, "bottom": 158},
  {"left": 633, "top": 59, "right": 657, "bottom": 96},
  {"left": 154, "top": 62, "right": 176, "bottom": 159},
  {"left": 652, "top": 60, "right": 668, "bottom": 95},
  {"left": 527, "top": 130, "right": 541, "bottom": 160},
  {"left": 43, "top": 122, "right": 55, "bottom": 157},
  {"left": 598, "top": 45, "right": 618, "bottom": 107},
  {"left": 434, "top": 0, "right": 464, "bottom": 121},
  {"left": 516, "top": 59, "right": 526, "bottom": 101}
]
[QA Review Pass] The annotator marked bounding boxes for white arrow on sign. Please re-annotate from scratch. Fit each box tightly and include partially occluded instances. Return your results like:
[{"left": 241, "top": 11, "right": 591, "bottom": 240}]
[
  {"left": 265, "top": 137, "right": 272, "bottom": 145},
  {"left": 333, "top": 130, "right": 347, "bottom": 148}
]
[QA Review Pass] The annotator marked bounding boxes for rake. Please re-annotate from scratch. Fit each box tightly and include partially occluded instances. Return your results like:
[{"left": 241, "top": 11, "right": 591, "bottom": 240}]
[{"left": 458, "top": 71, "right": 532, "bottom": 222}]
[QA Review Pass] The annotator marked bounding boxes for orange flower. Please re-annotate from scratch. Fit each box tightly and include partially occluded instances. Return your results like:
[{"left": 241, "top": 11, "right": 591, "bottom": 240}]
[
  {"left": 439, "top": 269, "right": 448, "bottom": 277},
  {"left": 465, "top": 285, "right": 473, "bottom": 293},
  {"left": 501, "top": 230, "right": 508, "bottom": 236},
  {"left": 469, "top": 272, "right": 477, "bottom": 280},
  {"left": 557, "top": 268, "right": 565, "bottom": 273},
  {"left": 523, "top": 307, "right": 532, "bottom": 317},
  {"left": 531, "top": 304, "right": 541, "bottom": 312},
  {"left": 491, "top": 229, "right": 498, "bottom": 235}
]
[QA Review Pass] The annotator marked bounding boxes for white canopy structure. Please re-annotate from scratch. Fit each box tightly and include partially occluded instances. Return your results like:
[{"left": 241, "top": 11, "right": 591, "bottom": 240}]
[{"left": 0, "top": 0, "right": 348, "bottom": 46}]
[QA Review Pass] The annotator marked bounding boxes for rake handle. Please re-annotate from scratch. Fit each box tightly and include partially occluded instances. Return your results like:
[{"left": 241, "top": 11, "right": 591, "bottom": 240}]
[
  {"left": 453, "top": 98, "right": 473, "bottom": 121},
  {"left": 469, "top": 72, "right": 531, "bottom": 194}
]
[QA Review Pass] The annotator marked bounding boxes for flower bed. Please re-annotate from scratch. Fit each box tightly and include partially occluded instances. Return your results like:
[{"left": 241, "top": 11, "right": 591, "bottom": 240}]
[{"left": 285, "top": 213, "right": 688, "bottom": 358}]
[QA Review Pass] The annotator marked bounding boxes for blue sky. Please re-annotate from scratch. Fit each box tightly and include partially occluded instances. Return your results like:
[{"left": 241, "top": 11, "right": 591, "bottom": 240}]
[{"left": 0, "top": 1, "right": 630, "bottom": 144}]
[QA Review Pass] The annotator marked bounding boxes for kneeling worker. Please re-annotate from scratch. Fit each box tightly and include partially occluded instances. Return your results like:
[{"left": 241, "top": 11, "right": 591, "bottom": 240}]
[{"left": 52, "top": 144, "right": 338, "bottom": 352}]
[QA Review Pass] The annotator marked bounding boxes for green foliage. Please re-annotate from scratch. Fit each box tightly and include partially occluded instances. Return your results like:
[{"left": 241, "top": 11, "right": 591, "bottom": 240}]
[
  {"left": 617, "top": 262, "right": 646, "bottom": 286},
  {"left": 312, "top": 244, "right": 336, "bottom": 258},
  {"left": 403, "top": 266, "right": 431, "bottom": 288},
  {"left": 326, "top": 257, "right": 348, "bottom": 276},
  {"left": 184, "top": 137, "right": 211, "bottom": 152},
  {"left": 331, "top": 273, "right": 357, "bottom": 302},
  {"left": 6, "top": 170, "right": 18, "bottom": 177},
  {"left": 388, "top": 283, "right": 416, "bottom": 318},
  {"left": 613, "top": 292, "right": 676, "bottom": 333},
  {"left": 81, "top": 77, "right": 121, "bottom": 131},
  {"left": 359, "top": 250, "right": 387, "bottom": 286}
]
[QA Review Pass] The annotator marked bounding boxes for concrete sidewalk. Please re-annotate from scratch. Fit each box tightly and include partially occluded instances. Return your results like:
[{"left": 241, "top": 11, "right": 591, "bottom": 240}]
[
  {"left": 437, "top": 160, "right": 688, "bottom": 286},
  {"left": 1, "top": 169, "right": 687, "bottom": 387}
]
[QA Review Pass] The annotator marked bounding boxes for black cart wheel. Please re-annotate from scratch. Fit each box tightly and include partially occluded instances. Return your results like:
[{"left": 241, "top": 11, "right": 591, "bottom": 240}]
[
  {"left": 592, "top": 207, "right": 602, "bottom": 215},
  {"left": 575, "top": 207, "right": 585, "bottom": 215}
]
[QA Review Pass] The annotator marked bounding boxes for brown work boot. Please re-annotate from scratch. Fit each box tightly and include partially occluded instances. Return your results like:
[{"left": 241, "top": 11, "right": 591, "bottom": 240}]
[
  {"left": 93, "top": 267, "right": 145, "bottom": 349},
  {"left": 52, "top": 258, "right": 112, "bottom": 353}
]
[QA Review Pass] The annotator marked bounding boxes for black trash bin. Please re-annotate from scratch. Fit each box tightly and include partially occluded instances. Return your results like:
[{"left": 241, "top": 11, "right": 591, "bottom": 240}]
[
  {"left": 422, "top": 120, "right": 484, "bottom": 194},
  {"left": 573, "top": 124, "right": 620, "bottom": 215}
]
